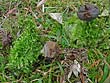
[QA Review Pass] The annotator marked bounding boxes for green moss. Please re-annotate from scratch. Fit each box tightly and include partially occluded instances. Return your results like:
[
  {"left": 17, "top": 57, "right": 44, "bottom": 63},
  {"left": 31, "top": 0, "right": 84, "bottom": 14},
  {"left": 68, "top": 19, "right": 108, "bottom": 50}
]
[{"left": 8, "top": 16, "right": 42, "bottom": 73}]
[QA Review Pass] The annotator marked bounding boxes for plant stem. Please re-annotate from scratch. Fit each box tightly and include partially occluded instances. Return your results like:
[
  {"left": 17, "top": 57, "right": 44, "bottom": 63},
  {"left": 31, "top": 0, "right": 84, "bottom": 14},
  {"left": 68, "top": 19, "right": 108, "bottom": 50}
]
[{"left": 80, "top": 0, "right": 84, "bottom": 5}]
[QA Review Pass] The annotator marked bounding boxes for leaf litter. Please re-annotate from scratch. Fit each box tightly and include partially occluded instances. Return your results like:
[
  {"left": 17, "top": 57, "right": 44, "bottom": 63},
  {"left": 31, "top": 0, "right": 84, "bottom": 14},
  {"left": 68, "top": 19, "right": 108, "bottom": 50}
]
[{"left": 40, "top": 41, "right": 89, "bottom": 83}]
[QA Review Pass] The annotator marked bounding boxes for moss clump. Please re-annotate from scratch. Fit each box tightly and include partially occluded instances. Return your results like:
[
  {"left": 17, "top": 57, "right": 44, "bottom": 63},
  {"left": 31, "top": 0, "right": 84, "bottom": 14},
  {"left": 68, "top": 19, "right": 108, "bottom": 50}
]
[{"left": 8, "top": 16, "right": 42, "bottom": 73}]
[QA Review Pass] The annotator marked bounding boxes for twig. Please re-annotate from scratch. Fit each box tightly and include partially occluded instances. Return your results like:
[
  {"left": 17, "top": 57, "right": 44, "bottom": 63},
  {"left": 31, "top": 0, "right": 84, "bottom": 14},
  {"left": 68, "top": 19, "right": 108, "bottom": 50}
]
[{"left": 30, "top": 79, "right": 40, "bottom": 83}]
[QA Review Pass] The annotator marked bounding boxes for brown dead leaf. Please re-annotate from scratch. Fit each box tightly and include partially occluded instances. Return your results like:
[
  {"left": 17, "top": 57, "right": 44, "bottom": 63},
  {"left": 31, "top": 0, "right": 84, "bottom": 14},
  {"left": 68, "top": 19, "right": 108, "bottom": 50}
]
[
  {"left": 62, "top": 48, "right": 88, "bottom": 83},
  {"left": 63, "top": 60, "right": 81, "bottom": 83}
]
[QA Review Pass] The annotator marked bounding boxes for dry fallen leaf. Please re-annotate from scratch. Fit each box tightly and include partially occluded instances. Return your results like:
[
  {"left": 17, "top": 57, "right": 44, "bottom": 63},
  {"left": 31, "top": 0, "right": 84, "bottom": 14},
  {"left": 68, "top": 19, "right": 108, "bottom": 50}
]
[
  {"left": 67, "top": 60, "right": 81, "bottom": 83},
  {"left": 71, "top": 60, "right": 81, "bottom": 77},
  {"left": 62, "top": 48, "right": 88, "bottom": 83},
  {"left": 49, "top": 13, "right": 62, "bottom": 24},
  {"left": 99, "top": 9, "right": 109, "bottom": 17}
]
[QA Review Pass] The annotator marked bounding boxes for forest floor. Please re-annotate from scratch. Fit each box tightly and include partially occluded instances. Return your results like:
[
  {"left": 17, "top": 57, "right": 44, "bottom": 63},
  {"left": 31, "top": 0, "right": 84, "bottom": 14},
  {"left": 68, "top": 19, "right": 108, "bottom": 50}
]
[{"left": 0, "top": 0, "right": 110, "bottom": 83}]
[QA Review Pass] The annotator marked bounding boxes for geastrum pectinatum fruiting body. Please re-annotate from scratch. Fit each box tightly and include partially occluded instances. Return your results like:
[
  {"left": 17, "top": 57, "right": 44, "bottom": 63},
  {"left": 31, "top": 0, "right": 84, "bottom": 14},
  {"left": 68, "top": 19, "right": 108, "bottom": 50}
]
[{"left": 77, "top": 4, "right": 99, "bottom": 21}]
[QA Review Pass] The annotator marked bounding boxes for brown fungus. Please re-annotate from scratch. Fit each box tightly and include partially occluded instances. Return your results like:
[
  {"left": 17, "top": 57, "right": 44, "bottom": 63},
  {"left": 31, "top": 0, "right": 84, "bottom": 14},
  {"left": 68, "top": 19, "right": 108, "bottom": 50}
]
[{"left": 77, "top": 4, "right": 99, "bottom": 21}]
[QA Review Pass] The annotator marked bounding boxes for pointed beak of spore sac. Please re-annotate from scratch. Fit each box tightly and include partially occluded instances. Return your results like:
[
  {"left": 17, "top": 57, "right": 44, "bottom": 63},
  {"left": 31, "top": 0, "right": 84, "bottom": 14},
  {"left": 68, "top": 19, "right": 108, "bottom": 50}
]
[{"left": 77, "top": 4, "right": 99, "bottom": 21}]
